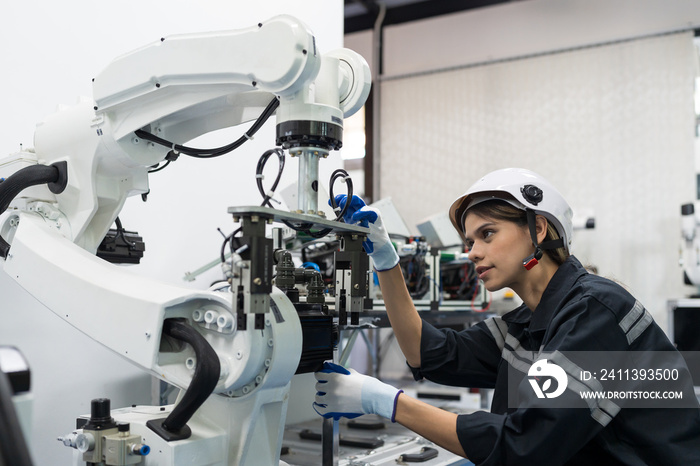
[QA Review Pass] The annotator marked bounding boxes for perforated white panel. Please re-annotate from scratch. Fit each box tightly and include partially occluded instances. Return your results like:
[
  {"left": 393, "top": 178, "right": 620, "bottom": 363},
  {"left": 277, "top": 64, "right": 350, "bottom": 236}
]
[{"left": 379, "top": 32, "right": 696, "bottom": 329}]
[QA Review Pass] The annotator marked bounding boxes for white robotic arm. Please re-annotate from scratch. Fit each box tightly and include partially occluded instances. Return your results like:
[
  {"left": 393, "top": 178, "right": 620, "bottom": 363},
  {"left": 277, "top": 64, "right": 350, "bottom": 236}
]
[
  {"left": 23, "top": 14, "right": 368, "bottom": 252},
  {"left": 0, "top": 14, "right": 371, "bottom": 466}
]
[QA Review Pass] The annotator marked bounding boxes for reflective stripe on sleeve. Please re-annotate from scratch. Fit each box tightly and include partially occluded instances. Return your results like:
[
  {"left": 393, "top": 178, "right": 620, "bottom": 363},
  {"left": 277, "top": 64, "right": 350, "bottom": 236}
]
[
  {"left": 619, "top": 300, "right": 653, "bottom": 345},
  {"left": 619, "top": 300, "right": 644, "bottom": 333},
  {"left": 503, "top": 348, "right": 532, "bottom": 373},
  {"left": 505, "top": 333, "right": 536, "bottom": 363},
  {"left": 485, "top": 317, "right": 508, "bottom": 352},
  {"left": 626, "top": 310, "right": 653, "bottom": 345}
]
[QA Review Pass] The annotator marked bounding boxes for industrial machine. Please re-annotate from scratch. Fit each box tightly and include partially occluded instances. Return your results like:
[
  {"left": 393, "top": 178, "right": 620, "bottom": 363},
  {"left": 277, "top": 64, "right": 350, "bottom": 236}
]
[
  {"left": 681, "top": 203, "right": 700, "bottom": 289},
  {"left": 674, "top": 204, "right": 700, "bottom": 395},
  {"left": 0, "top": 15, "right": 373, "bottom": 465}
]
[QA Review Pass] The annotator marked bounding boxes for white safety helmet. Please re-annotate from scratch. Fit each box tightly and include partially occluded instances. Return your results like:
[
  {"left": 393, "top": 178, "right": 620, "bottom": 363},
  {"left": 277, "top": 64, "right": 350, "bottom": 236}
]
[{"left": 449, "top": 168, "right": 573, "bottom": 258}]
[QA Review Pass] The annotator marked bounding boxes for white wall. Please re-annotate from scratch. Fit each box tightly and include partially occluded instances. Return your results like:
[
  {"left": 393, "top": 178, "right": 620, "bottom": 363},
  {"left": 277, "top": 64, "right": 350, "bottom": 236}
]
[
  {"left": 382, "top": 0, "right": 700, "bottom": 78},
  {"left": 370, "top": 0, "right": 699, "bottom": 333},
  {"left": 0, "top": 1, "right": 343, "bottom": 464}
]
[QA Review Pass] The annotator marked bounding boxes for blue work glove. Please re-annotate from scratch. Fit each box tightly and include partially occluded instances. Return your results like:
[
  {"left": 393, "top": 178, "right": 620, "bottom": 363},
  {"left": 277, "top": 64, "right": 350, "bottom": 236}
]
[
  {"left": 331, "top": 195, "right": 400, "bottom": 272},
  {"left": 313, "top": 362, "right": 403, "bottom": 422}
]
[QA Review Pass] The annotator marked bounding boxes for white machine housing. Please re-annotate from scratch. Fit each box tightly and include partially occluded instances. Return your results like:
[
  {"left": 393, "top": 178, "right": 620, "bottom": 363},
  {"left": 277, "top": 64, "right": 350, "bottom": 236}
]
[{"left": 0, "top": 15, "right": 371, "bottom": 466}]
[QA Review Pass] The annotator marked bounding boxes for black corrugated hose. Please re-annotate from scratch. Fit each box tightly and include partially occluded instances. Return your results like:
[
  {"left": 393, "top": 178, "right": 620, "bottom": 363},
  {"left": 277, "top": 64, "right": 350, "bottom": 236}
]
[
  {"left": 0, "top": 161, "right": 67, "bottom": 258},
  {"left": 160, "top": 319, "right": 221, "bottom": 434}
]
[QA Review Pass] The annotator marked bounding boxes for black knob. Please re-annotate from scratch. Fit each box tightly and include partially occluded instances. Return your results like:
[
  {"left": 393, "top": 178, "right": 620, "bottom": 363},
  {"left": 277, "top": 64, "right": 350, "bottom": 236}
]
[
  {"left": 90, "top": 398, "right": 111, "bottom": 421},
  {"left": 521, "top": 185, "right": 543, "bottom": 206},
  {"left": 117, "top": 422, "right": 130, "bottom": 433},
  {"left": 83, "top": 398, "right": 117, "bottom": 431}
]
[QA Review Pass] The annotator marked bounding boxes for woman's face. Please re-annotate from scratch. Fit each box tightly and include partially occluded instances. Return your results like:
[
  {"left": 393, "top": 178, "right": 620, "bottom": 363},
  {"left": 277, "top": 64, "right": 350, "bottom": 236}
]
[{"left": 463, "top": 211, "right": 534, "bottom": 292}]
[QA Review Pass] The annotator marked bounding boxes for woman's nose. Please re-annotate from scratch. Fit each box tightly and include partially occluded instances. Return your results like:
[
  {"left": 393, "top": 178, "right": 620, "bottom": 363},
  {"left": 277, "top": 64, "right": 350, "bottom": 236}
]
[{"left": 467, "top": 241, "right": 482, "bottom": 262}]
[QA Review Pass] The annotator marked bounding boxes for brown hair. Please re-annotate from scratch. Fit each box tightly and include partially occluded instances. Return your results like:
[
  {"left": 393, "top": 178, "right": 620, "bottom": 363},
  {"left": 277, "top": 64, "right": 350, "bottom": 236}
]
[{"left": 466, "top": 200, "right": 569, "bottom": 266}]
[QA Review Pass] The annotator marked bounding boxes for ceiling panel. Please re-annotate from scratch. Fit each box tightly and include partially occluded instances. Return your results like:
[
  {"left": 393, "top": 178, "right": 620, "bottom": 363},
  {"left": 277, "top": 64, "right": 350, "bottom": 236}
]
[{"left": 344, "top": 0, "right": 514, "bottom": 33}]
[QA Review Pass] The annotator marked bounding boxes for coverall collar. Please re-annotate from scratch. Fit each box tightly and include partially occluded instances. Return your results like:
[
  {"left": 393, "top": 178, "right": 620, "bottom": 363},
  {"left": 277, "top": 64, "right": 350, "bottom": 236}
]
[{"left": 500, "top": 255, "right": 588, "bottom": 332}]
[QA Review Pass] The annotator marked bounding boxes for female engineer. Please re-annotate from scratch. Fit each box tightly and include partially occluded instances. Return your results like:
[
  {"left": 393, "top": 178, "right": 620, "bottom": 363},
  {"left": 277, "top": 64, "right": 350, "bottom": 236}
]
[{"left": 312, "top": 168, "right": 700, "bottom": 465}]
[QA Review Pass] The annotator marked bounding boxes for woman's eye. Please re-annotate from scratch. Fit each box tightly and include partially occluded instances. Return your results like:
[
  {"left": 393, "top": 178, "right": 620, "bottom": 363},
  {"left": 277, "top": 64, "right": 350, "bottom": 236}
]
[{"left": 482, "top": 229, "right": 494, "bottom": 239}]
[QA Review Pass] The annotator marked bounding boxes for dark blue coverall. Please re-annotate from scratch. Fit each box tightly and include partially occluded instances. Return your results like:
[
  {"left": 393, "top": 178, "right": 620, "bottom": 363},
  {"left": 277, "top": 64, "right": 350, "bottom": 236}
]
[{"left": 411, "top": 256, "right": 700, "bottom": 465}]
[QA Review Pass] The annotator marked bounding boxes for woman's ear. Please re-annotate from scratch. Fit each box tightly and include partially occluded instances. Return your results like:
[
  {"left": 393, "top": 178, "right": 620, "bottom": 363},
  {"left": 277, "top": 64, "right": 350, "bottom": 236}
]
[{"left": 535, "top": 215, "right": 548, "bottom": 244}]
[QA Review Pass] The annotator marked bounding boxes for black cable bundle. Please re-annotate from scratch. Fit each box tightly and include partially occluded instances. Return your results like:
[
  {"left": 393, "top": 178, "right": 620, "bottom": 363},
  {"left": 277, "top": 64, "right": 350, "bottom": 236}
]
[
  {"left": 328, "top": 169, "right": 353, "bottom": 222},
  {"left": 0, "top": 162, "right": 67, "bottom": 258},
  {"left": 256, "top": 148, "right": 286, "bottom": 208},
  {"left": 253, "top": 150, "right": 355, "bottom": 240},
  {"left": 149, "top": 319, "right": 220, "bottom": 440},
  {"left": 135, "top": 97, "right": 280, "bottom": 160},
  {"left": 401, "top": 250, "right": 431, "bottom": 300}
]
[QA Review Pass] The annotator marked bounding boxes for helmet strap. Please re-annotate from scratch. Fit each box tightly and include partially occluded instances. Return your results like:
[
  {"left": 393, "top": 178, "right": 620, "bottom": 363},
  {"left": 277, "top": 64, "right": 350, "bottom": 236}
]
[
  {"left": 522, "top": 209, "right": 564, "bottom": 270},
  {"left": 523, "top": 209, "right": 542, "bottom": 270}
]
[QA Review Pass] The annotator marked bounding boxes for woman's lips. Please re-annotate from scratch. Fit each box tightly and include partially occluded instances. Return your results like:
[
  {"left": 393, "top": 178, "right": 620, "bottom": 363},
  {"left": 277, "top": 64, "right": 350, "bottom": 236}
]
[{"left": 476, "top": 266, "right": 493, "bottom": 280}]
